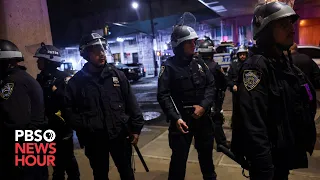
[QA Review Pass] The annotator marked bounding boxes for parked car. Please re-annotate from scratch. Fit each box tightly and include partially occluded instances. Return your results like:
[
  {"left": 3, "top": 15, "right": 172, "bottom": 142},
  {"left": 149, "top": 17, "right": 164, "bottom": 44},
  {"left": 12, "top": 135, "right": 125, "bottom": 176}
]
[
  {"left": 297, "top": 45, "right": 320, "bottom": 67},
  {"left": 58, "top": 62, "right": 77, "bottom": 76},
  {"left": 125, "top": 63, "right": 146, "bottom": 77},
  {"left": 110, "top": 62, "right": 143, "bottom": 81},
  {"left": 213, "top": 43, "right": 234, "bottom": 72}
]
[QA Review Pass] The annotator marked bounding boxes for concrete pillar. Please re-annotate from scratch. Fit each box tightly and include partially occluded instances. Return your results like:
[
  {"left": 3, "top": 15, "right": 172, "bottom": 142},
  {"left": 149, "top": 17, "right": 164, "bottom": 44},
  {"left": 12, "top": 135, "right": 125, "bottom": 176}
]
[
  {"left": 220, "top": 20, "right": 224, "bottom": 42},
  {"left": 233, "top": 19, "right": 239, "bottom": 44},
  {"left": 0, "top": 0, "right": 53, "bottom": 78}
]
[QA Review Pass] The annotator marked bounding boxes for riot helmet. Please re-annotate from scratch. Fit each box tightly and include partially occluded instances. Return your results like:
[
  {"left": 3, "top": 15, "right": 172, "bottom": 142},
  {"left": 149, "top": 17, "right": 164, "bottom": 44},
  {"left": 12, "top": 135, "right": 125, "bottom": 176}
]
[
  {"left": 197, "top": 36, "right": 215, "bottom": 61},
  {"left": 79, "top": 33, "right": 108, "bottom": 68},
  {"left": 34, "top": 43, "right": 62, "bottom": 63},
  {"left": 0, "top": 39, "right": 24, "bottom": 62},
  {"left": 171, "top": 25, "right": 198, "bottom": 56},
  {"left": 252, "top": 1, "right": 299, "bottom": 40},
  {"left": 34, "top": 43, "right": 63, "bottom": 70},
  {"left": 236, "top": 45, "right": 248, "bottom": 61}
]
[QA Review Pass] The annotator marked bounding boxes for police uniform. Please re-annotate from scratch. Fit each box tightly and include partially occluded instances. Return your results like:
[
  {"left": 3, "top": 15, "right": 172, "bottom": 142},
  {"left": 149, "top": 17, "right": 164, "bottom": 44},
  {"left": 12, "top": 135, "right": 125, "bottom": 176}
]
[
  {"left": 227, "top": 45, "right": 248, "bottom": 93},
  {"left": 157, "top": 25, "right": 217, "bottom": 180},
  {"left": 291, "top": 52, "right": 320, "bottom": 89},
  {"left": 227, "top": 60, "right": 244, "bottom": 91},
  {"left": 198, "top": 37, "right": 229, "bottom": 148},
  {"left": 158, "top": 55, "right": 216, "bottom": 179},
  {"left": 232, "top": 52, "right": 317, "bottom": 179},
  {"left": 205, "top": 61, "right": 228, "bottom": 147},
  {"left": 34, "top": 43, "right": 80, "bottom": 180},
  {"left": 231, "top": 2, "right": 317, "bottom": 180},
  {"left": 0, "top": 39, "right": 48, "bottom": 180},
  {"left": 227, "top": 46, "right": 248, "bottom": 129},
  {"left": 64, "top": 33, "right": 145, "bottom": 180}
]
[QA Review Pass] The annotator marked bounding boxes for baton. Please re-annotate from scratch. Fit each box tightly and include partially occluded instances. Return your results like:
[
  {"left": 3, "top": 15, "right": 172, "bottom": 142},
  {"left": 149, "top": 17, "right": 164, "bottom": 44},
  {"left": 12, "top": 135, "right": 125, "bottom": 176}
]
[
  {"left": 132, "top": 142, "right": 149, "bottom": 172},
  {"left": 217, "top": 145, "right": 249, "bottom": 170},
  {"left": 125, "top": 123, "right": 150, "bottom": 172}
]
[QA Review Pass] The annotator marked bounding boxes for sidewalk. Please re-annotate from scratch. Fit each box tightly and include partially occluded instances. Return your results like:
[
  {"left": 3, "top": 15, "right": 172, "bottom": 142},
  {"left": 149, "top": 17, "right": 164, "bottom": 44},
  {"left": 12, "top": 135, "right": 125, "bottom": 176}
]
[{"left": 49, "top": 126, "right": 320, "bottom": 180}]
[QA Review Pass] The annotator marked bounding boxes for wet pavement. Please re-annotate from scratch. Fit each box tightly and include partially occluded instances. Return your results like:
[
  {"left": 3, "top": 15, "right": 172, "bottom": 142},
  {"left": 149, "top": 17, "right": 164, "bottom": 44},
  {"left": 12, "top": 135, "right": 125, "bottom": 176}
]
[{"left": 48, "top": 77, "right": 320, "bottom": 179}]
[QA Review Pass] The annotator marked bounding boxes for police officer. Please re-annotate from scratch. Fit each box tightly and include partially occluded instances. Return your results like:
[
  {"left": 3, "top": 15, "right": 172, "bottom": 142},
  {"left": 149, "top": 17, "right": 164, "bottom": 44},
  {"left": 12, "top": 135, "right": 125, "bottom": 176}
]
[
  {"left": 34, "top": 43, "right": 80, "bottom": 180},
  {"left": 64, "top": 33, "right": 145, "bottom": 180},
  {"left": 198, "top": 37, "right": 229, "bottom": 150},
  {"left": 0, "top": 39, "right": 48, "bottom": 180},
  {"left": 227, "top": 45, "right": 248, "bottom": 128},
  {"left": 157, "top": 25, "right": 216, "bottom": 180},
  {"left": 227, "top": 45, "right": 248, "bottom": 93},
  {"left": 231, "top": 2, "right": 317, "bottom": 180}
]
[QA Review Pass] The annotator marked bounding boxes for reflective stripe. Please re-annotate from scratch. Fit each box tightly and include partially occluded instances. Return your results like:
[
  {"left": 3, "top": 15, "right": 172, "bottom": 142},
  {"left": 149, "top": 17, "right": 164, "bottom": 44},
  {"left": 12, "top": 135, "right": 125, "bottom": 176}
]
[
  {"left": 33, "top": 53, "right": 62, "bottom": 62},
  {"left": 198, "top": 48, "right": 213, "bottom": 53},
  {"left": 0, "top": 51, "right": 23, "bottom": 59},
  {"left": 80, "top": 39, "right": 107, "bottom": 52},
  {"left": 171, "top": 31, "right": 198, "bottom": 48}
]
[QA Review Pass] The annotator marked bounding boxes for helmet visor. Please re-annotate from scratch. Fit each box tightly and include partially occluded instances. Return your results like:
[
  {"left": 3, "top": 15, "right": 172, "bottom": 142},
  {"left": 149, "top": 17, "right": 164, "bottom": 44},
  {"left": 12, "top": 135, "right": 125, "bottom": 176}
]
[{"left": 83, "top": 38, "right": 114, "bottom": 61}]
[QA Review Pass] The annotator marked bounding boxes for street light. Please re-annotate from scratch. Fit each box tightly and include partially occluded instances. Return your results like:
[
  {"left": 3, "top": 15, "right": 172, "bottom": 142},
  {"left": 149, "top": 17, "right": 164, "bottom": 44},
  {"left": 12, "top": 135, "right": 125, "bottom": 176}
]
[
  {"left": 132, "top": 2, "right": 139, "bottom": 9},
  {"left": 130, "top": 0, "right": 158, "bottom": 76}
]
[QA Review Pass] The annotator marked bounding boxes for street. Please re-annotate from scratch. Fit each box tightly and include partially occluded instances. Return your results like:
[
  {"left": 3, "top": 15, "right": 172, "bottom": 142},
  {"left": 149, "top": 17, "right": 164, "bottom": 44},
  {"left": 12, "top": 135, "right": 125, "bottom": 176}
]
[{"left": 49, "top": 77, "right": 320, "bottom": 180}]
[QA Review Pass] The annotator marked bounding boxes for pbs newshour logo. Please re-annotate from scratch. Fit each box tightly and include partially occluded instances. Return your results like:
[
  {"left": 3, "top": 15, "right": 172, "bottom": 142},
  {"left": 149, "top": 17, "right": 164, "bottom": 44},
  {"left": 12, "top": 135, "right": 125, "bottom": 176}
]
[{"left": 15, "top": 130, "right": 57, "bottom": 167}]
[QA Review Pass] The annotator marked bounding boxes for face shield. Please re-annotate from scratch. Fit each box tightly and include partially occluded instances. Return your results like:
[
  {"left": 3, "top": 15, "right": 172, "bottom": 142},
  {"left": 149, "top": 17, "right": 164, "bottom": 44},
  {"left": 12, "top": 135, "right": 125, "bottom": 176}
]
[{"left": 81, "top": 38, "right": 114, "bottom": 67}]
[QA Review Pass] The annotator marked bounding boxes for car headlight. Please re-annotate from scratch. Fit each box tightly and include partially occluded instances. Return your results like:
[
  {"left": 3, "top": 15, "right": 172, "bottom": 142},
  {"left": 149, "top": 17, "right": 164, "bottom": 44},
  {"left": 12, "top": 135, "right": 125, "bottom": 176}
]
[{"left": 128, "top": 69, "right": 134, "bottom": 73}]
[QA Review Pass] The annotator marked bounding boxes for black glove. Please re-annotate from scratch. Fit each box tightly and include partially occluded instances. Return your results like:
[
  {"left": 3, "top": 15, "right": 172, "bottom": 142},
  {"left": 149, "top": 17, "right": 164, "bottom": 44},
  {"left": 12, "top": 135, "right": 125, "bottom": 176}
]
[{"left": 210, "top": 106, "right": 216, "bottom": 117}]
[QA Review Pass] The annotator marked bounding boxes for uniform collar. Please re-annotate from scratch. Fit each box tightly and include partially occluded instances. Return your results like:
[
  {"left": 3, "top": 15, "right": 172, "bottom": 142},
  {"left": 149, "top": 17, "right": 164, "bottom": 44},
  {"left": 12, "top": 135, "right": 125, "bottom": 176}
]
[
  {"left": 1, "top": 66, "right": 25, "bottom": 79},
  {"left": 81, "top": 63, "right": 113, "bottom": 79},
  {"left": 174, "top": 55, "right": 193, "bottom": 66}
]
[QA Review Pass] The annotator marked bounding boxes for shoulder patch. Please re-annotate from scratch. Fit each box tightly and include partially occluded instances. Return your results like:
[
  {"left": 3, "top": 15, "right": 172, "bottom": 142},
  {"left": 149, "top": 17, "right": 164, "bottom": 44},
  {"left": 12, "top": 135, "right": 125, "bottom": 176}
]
[
  {"left": 159, "top": 66, "right": 165, "bottom": 78},
  {"left": 197, "top": 64, "right": 204, "bottom": 73},
  {"left": 0, "top": 83, "right": 15, "bottom": 100},
  {"left": 203, "top": 62, "right": 209, "bottom": 70},
  {"left": 64, "top": 77, "right": 71, "bottom": 84},
  {"left": 243, "top": 70, "right": 261, "bottom": 91}
]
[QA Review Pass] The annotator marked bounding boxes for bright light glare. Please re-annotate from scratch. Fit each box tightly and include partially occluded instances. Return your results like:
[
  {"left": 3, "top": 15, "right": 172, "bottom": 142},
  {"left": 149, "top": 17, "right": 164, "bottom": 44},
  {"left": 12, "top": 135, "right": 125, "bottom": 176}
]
[
  {"left": 116, "top": 37, "right": 124, "bottom": 42},
  {"left": 163, "top": 44, "right": 168, "bottom": 50},
  {"left": 132, "top": 2, "right": 139, "bottom": 9}
]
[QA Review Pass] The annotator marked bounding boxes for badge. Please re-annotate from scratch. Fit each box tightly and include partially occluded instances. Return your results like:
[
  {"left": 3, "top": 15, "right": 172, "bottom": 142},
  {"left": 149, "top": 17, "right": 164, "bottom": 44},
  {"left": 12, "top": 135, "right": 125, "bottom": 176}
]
[
  {"left": 198, "top": 64, "right": 204, "bottom": 73},
  {"left": 203, "top": 63, "right": 209, "bottom": 70},
  {"left": 243, "top": 70, "right": 261, "bottom": 91},
  {"left": 113, "top": 77, "right": 120, "bottom": 87},
  {"left": 0, "top": 83, "right": 14, "bottom": 100},
  {"left": 64, "top": 77, "right": 71, "bottom": 84},
  {"left": 159, "top": 66, "right": 165, "bottom": 78}
]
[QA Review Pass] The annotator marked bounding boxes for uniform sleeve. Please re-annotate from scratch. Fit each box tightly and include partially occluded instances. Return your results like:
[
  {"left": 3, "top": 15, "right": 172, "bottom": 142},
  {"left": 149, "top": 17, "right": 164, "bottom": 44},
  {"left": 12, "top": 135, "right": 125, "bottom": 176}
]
[
  {"left": 157, "top": 64, "right": 181, "bottom": 123},
  {"left": 217, "top": 64, "right": 228, "bottom": 91},
  {"left": 226, "top": 65, "right": 236, "bottom": 88},
  {"left": 199, "top": 61, "right": 215, "bottom": 110},
  {"left": 310, "top": 60, "right": 320, "bottom": 89},
  {"left": 63, "top": 79, "right": 83, "bottom": 130},
  {"left": 237, "top": 59, "right": 273, "bottom": 170},
  {"left": 53, "top": 77, "right": 70, "bottom": 99},
  {"left": 27, "top": 78, "right": 48, "bottom": 129},
  {"left": 119, "top": 71, "right": 145, "bottom": 134}
]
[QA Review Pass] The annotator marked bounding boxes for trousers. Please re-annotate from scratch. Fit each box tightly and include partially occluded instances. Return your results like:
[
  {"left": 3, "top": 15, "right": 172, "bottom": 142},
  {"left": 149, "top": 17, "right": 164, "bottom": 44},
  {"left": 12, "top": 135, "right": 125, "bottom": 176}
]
[
  {"left": 168, "top": 114, "right": 217, "bottom": 180},
  {"left": 84, "top": 130, "right": 134, "bottom": 180}
]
